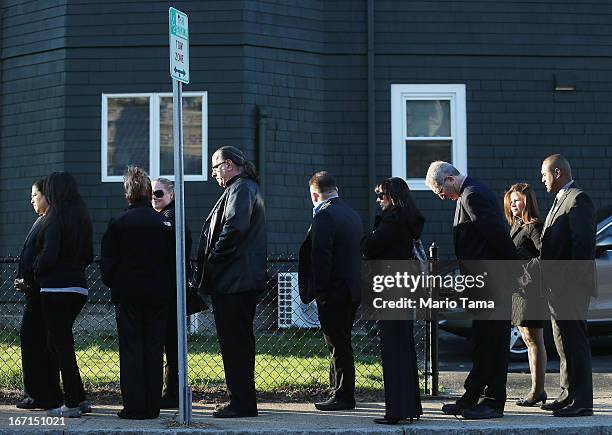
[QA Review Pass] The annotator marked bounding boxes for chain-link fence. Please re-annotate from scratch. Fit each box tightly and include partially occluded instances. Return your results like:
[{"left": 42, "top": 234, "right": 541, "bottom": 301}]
[{"left": 0, "top": 255, "right": 428, "bottom": 395}]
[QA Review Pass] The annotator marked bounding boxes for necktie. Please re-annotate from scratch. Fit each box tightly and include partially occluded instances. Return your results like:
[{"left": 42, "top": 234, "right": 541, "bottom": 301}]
[{"left": 544, "top": 196, "right": 559, "bottom": 228}]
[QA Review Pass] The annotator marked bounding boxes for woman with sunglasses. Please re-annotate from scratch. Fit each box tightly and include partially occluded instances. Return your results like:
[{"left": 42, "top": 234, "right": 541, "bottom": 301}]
[
  {"left": 361, "top": 177, "right": 424, "bottom": 425},
  {"left": 151, "top": 177, "right": 193, "bottom": 409}
]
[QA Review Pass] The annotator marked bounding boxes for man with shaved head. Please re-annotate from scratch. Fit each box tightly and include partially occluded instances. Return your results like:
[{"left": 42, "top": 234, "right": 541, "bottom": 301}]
[{"left": 539, "top": 154, "right": 596, "bottom": 417}]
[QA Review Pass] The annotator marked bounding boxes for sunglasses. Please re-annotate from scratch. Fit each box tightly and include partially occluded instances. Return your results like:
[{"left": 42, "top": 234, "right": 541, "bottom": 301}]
[
  {"left": 211, "top": 160, "right": 228, "bottom": 170},
  {"left": 153, "top": 190, "right": 166, "bottom": 199},
  {"left": 375, "top": 192, "right": 386, "bottom": 200}
]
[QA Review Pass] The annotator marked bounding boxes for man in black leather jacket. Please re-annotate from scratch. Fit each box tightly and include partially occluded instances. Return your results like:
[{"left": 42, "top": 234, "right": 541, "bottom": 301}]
[{"left": 196, "top": 146, "right": 266, "bottom": 418}]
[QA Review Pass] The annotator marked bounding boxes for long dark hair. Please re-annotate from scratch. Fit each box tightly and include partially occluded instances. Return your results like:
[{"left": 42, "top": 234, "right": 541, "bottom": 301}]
[
  {"left": 37, "top": 172, "right": 93, "bottom": 264},
  {"left": 216, "top": 146, "right": 259, "bottom": 182},
  {"left": 375, "top": 177, "right": 425, "bottom": 238}
]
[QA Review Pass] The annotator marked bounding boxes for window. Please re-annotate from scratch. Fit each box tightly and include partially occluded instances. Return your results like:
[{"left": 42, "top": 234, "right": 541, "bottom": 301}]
[
  {"left": 101, "top": 92, "right": 208, "bottom": 182},
  {"left": 391, "top": 84, "right": 466, "bottom": 190}
]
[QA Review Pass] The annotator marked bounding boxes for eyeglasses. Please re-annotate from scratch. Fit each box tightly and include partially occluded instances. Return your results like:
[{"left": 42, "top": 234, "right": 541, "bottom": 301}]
[
  {"left": 211, "top": 160, "right": 227, "bottom": 170},
  {"left": 153, "top": 190, "right": 165, "bottom": 198},
  {"left": 375, "top": 192, "right": 386, "bottom": 200}
]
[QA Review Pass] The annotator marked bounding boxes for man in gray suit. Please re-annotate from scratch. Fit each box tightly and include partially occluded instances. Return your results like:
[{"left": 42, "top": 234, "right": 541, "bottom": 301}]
[{"left": 539, "top": 154, "right": 596, "bottom": 417}]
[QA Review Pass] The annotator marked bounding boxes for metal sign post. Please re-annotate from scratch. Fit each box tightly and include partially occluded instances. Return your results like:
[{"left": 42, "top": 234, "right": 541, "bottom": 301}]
[{"left": 169, "top": 6, "right": 191, "bottom": 425}]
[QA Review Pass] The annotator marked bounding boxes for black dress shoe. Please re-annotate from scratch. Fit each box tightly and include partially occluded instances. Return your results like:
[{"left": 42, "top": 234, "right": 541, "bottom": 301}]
[
  {"left": 16, "top": 397, "right": 38, "bottom": 410},
  {"left": 314, "top": 397, "right": 355, "bottom": 411},
  {"left": 441, "top": 402, "right": 470, "bottom": 415},
  {"left": 552, "top": 406, "right": 593, "bottom": 417},
  {"left": 541, "top": 399, "right": 569, "bottom": 411},
  {"left": 461, "top": 403, "right": 503, "bottom": 420},
  {"left": 516, "top": 392, "right": 547, "bottom": 407},
  {"left": 160, "top": 396, "right": 178, "bottom": 409},
  {"left": 212, "top": 405, "right": 258, "bottom": 418},
  {"left": 117, "top": 408, "right": 159, "bottom": 420}
]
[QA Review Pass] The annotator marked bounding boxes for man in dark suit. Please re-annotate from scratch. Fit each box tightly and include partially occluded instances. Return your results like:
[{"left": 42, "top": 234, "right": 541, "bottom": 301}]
[
  {"left": 539, "top": 154, "right": 595, "bottom": 417},
  {"left": 298, "top": 171, "right": 362, "bottom": 411},
  {"left": 426, "top": 161, "right": 517, "bottom": 419},
  {"left": 195, "top": 146, "right": 266, "bottom": 418}
]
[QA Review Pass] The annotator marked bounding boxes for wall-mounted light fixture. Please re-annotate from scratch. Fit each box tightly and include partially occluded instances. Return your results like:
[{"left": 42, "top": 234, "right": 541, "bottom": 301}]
[{"left": 554, "top": 72, "right": 577, "bottom": 91}]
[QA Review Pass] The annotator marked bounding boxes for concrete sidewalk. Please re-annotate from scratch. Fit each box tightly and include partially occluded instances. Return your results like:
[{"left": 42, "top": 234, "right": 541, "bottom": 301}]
[
  {"left": 1, "top": 398, "right": 612, "bottom": 434},
  {"left": 2, "top": 371, "right": 612, "bottom": 434}
]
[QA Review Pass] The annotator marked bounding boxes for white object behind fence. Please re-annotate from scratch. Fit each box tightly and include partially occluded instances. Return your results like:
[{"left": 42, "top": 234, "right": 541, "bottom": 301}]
[{"left": 277, "top": 272, "right": 320, "bottom": 328}]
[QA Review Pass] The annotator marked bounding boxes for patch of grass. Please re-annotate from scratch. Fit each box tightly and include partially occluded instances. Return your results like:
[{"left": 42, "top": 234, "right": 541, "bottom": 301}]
[{"left": 0, "top": 331, "right": 386, "bottom": 392}]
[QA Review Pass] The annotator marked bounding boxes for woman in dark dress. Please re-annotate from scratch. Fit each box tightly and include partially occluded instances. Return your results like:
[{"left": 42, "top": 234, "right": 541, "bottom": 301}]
[
  {"left": 504, "top": 183, "right": 548, "bottom": 406},
  {"left": 361, "top": 177, "right": 424, "bottom": 425}
]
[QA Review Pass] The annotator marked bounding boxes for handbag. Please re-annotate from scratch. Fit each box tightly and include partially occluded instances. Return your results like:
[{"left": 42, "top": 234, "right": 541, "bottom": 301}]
[
  {"left": 185, "top": 263, "right": 208, "bottom": 315},
  {"left": 186, "top": 284, "right": 208, "bottom": 315}
]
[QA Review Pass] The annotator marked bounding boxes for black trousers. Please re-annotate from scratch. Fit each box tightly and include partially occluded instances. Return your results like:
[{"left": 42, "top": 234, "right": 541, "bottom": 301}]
[
  {"left": 163, "top": 301, "right": 179, "bottom": 401},
  {"left": 20, "top": 293, "right": 63, "bottom": 408},
  {"left": 551, "top": 318, "right": 593, "bottom": 408},
  {"left": 40, "top": 292, "right": 87, "bottom": 408},
  {"left": 317, "top": 302, "right": 358, "bottom": 402},
  {"left": 460, "top": 319, "right": 510, "bottom": 412},
  {"left": 211, "top": 292, "right": 258, "bottom": 413},
  {"left": 115, "top": 302, "right": 168, "bottom": 417},
  {"left": 380, "top": 320, "right": 422, "bottom": 419}
]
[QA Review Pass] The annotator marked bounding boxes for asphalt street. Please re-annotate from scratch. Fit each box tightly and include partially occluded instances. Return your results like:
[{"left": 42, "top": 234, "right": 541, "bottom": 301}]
[{"left": 438, "top": 329, "right": 612, "bottom": 373}]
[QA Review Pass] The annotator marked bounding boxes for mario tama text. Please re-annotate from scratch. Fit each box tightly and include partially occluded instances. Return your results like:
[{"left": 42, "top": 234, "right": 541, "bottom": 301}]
[{"left": 360, "top": 260, "right": 511, "bottom": 321}]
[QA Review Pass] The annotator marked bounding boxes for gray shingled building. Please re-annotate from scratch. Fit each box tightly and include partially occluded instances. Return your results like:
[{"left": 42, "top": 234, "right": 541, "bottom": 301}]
[{"left": 1, "top": 0, "right": 612, "bottom": 258}]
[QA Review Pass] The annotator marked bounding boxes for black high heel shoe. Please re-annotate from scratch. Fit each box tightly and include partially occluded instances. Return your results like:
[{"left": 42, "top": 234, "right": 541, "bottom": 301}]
[
  {"left": 373, "top": 415, "right": 420, "bottom": 425},
  {"left": 373, "top": 417, "right": 399, "bottom": 424},
  {"left": 516, "top": 392, "right": 547, "bottom": 407}
]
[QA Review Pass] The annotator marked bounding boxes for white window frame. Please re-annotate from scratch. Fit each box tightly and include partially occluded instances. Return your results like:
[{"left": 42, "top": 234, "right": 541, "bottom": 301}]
[
  {"left": 391, "top": 84, "right": 467, "bottom": 190},
  {"left": 101, "top": 92, "right": 208, "bottom": 182}
]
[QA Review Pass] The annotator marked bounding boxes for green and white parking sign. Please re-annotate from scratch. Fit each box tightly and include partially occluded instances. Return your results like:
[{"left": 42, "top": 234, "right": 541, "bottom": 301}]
[{"left": 169, "top": 7, "right": 189, "bottom": 84}]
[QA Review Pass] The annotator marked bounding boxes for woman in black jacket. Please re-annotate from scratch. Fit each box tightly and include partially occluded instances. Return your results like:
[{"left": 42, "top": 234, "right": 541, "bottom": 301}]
[
  {"left": 151, "top": 177, "right": 193, "bottom": 408},
  {"left": 504, "top": 183, "right": 548, "bottom": 406},
  {"left": 15, "top": 178, "right": 63, "bottom": 411},
  {"left": 361, "top": 177, "right": 424, "bottom": 425},
  {"left": 35, "top": 172, "right": 94, "bottom": 418},
  {"left": 101, "top": 166, "right": 174, "bottom": 419}
]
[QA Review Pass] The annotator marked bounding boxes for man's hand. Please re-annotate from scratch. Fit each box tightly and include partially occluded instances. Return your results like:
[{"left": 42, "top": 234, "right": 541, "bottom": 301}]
[{"left": 14, "top": 278, "right": 28, "bottom": 293}]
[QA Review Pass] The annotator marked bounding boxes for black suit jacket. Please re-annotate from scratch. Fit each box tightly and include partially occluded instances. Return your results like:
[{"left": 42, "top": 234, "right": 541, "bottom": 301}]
[
  {"left": 298, "top": 197, "right": 362, "bottom": 305},
  {"left": 510, "top": 220, "right": 542, "bottom": 261},
  {"left": 453, "top": 177, "right": 517, "bottom": 261},
  {"left": 100, "top": 200, "right": 175, "bottom": 305},
  {"left": 540, "top": 183, "right": 596, "bottom": 297}
]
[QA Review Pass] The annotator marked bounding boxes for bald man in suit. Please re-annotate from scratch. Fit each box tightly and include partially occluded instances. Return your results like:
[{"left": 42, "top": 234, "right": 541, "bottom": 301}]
[{"left": 539, "top": 154, "right": 596, "bottom": 417}]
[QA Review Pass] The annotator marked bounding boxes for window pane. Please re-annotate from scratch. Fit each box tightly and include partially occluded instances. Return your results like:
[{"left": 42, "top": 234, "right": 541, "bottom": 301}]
[
  {"left": 160, "top": 96, "right": 203, "bottom": 175},
  {"left": 107, "top": 97, "right": 149, "bottom": 176},
  {"left": 406, "top": 140, "right": 452, "bottom": 178},
  {"left": 406, "top": 100, "right": 450, "bottom": 137}
]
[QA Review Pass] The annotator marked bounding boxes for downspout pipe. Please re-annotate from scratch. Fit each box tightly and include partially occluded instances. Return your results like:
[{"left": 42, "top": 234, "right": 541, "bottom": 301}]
[
  {"left": 367, "top": 0, "right": 376, "bottom": 227},
  {"left": 257, "top": 106, "right": 268, "bottom": 198}
]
